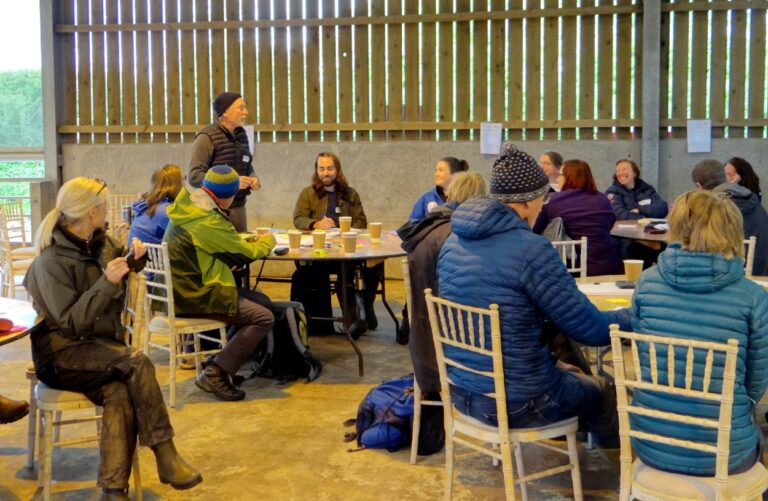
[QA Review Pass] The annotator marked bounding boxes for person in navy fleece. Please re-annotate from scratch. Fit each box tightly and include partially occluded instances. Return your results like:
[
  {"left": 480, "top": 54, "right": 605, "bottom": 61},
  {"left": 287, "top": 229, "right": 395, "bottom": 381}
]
[
  {"left": 605, "top": 159, "right": 668, "bottom": 220},
  {"left": 408, "top": 157, "right": 469, "bottom": 221},
  {"left": 127, "top": 164, "right": 184, "bottom": 245},
  {"left": 533, "top": 159, "right": 622, "bottom": 276},
  {"left": 438, "top": 144, "right": 630, "bottom": 448}
]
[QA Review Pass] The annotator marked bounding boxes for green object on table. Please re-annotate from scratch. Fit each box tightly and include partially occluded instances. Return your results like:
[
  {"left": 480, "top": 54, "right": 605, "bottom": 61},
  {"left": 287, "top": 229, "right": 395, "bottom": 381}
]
[{"left": 311, "top": 249, "right": 327, "bottom": 257}]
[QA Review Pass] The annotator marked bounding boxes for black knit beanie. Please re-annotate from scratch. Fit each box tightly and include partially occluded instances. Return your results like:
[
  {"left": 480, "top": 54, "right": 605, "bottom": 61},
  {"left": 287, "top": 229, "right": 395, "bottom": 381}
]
[
  {"left": 489, "top": 143, "right": 549, "bottom": 203},
  {"left": 213, "top": 92, "right": 242, "bottom": 117}
]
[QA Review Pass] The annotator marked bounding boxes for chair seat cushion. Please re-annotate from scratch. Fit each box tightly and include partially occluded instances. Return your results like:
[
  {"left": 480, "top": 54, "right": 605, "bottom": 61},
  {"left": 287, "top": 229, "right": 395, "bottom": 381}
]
[
  {"left": 149, "top": 314, "right": 226, "bottom": 333},
  {"left": 632, "top": 457, "right": 768, "bottom": 500},
  {"left": 34, "top": 382, "right": 92, "bottom": 405}
]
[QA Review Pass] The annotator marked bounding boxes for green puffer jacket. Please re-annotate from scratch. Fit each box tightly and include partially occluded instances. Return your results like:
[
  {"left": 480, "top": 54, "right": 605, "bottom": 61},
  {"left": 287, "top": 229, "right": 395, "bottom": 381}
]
[{"left": 164, "top": 187, "right": 275, "bottom": 318}]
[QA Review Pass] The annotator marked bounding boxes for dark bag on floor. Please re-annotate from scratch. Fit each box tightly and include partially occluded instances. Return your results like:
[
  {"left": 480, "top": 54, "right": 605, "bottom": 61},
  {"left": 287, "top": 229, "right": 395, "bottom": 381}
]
[
  {"left": 250, "top": 301, "right": 323, "bottom": 383},
  {"left": 344, "top": 375, "right": 414, "bottom": 451},
  {"left": 290, "top": 265, "right": 335, "bottom": 336}
]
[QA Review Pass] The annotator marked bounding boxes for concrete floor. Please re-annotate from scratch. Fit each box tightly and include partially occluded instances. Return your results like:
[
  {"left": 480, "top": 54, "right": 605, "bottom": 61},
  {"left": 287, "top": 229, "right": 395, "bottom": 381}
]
[{"left": 0, "top": 281, "right": 622, "bottom": 500}]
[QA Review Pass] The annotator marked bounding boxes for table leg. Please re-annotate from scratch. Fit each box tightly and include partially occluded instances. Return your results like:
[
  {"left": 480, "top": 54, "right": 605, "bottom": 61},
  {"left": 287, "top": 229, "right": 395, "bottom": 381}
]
[{"left": 341, "top": 262, "right": 364, "bottom": 376}]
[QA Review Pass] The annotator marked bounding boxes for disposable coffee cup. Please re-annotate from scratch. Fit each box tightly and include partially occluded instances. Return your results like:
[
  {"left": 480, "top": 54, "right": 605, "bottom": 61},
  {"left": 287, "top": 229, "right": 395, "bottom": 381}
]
[
  {"left": 256, "top": 227, "right": 271, "bottom": 236},
  {"left": 288, "top": 230, "right": 302, "bottom": 250},
  {"left": 339, "top": 216, "right": 352, "bottom": 233},
  {"left": 623, "top": 259, "right": 644, "bottom": 282},
  {"left": 369, "top": 222, "right": 383, "bottom": 239},
  {"left": 342, "top": 232, "right": 357, "bottom": 254},
  {"left": 312, "top": 230, "right": 326, "bottom": 250}
]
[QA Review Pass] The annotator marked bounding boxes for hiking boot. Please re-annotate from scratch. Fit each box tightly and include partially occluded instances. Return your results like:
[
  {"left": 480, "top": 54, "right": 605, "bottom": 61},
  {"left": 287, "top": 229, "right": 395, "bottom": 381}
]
[
  {"left": 100, "top": 488, "right": 129, "bottom": 501},
  {"left": 195, "top": 363, "right": 245, "bottom": 401},
  {"left": 0, "top": 395, "right": 29, "bottom": 424},
  {"left": 151, "top": 439, "right": 203, "bottom": 490}
]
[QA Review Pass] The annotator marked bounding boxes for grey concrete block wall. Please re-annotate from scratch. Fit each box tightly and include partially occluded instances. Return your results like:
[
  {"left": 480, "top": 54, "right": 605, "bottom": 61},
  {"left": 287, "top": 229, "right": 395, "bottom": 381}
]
[{"left": 61, "top": 138, "right": 768, "bottom": 277}]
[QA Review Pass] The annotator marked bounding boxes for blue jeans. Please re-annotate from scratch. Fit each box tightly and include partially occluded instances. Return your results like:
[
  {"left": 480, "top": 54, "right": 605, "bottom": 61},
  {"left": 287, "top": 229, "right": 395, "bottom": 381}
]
[{"left": 450, "top": 371, "right": 619, "bottom": 448}]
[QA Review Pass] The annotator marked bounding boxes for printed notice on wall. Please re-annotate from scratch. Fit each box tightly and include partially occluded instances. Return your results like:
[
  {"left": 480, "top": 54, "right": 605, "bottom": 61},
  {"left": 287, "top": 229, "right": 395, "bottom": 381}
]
[
  {"left": 687, "top": 120, "right": 711, "bottom": 153},
  {"left": 244, "top": 125, "right": 255, "bottom": 155},
  {"left": 480, "top": 122, "right": 503, "bottom": 155}
]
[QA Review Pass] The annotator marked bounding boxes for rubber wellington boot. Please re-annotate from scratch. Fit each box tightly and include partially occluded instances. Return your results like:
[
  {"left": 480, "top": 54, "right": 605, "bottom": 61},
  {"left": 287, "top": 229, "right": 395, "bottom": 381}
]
[{"left": 151, "top": 439, "right": 203, "bottom": 490}]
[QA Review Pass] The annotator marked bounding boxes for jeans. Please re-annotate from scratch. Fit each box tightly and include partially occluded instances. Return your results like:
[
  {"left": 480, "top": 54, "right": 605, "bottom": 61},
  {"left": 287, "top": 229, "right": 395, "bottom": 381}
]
[{"left": 450, "top": 370, "right": 619, "bottom": 448}]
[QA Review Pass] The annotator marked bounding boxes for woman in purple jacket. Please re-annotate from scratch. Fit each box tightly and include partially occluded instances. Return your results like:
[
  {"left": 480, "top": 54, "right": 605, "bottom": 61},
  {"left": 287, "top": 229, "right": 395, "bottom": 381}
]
[{"left": 533, "top": 159, "right": 621, "bottom": 275}]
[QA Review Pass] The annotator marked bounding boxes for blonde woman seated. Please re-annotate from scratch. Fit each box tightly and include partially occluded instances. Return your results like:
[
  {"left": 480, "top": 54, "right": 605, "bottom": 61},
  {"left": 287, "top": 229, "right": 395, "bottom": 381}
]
[
  {"left": 630, "top": 189, "right": 768, "bottom": 476},
  {"left": 23, "top": 178, "right": 201, "bottom": 500}
]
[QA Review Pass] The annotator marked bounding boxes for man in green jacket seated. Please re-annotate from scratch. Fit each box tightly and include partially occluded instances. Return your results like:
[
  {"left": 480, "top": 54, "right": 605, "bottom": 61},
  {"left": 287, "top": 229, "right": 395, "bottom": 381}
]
[{"left": 164, "top": 165, "right": 276, "bottom": 401}]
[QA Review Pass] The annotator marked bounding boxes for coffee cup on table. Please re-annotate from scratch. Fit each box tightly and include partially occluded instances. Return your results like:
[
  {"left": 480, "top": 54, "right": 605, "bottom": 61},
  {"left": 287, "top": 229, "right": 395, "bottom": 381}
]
[
  {"left": 312, "top": 230, "right": 326, "bottom": 250},
  {"left": 623, "top": 259, "right": 644, "bottom": 282},
  {"left": 288, "top": 230, "right": 302, "bottom": 250},
  {"left": 339, "top": 216, "right": 352, "bottom": 233},
  {"left": 369, "top": 222, "right": 383, "bottom": 239},
  {"left": 342, "top": 232, "right": 357, "bottom": 254},
  {"left": 256, "top": 227, "right": 271, "bottom": 236}
]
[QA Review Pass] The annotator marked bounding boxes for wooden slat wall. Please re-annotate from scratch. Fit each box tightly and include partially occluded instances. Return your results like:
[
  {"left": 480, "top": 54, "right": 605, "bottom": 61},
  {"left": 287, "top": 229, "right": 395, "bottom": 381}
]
[
  {"left": 55, "top": 1, "right": 767, "bottom": 143},
  {"left": 354, "top": 0, "right": 370, "bottom": 141},
  {"left": 748, "top": 8, "right": 766, "bottom": 139}
]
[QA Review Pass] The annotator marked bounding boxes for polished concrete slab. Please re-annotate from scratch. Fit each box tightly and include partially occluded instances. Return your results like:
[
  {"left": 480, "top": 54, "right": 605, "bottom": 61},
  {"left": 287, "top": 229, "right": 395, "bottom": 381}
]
[{"left": 0, "top": 281, "right": 622, "bottom": 500}]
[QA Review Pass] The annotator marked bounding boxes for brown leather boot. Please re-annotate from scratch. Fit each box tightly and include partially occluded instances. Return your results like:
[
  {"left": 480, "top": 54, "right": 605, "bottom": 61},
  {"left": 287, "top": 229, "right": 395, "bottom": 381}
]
[
  {"left": 151, "top": 439, "right": 203, "bottom": 490},
  {"left": 0, "top": 394, "right": 29, "bottom": 424}
]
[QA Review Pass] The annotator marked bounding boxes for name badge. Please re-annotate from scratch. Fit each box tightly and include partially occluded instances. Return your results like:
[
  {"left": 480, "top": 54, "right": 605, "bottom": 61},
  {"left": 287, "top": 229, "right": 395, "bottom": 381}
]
[
  {"left": 335, "top": 207, "right": 341, "bottom": 214},
  {"left": 638, "top": 199, "right": 651, "bottom": 206},
  {"left": 243, "top": 155, "right": 250, "bottom": 163}
]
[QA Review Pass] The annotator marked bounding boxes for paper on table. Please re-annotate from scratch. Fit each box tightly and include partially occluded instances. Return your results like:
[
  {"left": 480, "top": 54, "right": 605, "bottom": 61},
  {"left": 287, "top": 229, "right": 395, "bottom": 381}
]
[
  {"left": 616, "top": 224, "right": 637, "bottom": 229},
  {"left": 687, "top": 119, "right": 711, "bottom": 153},
  {"left": 751, "top": 279, "right": 768, "bottom": 288},
  {"left": 480, "top": 122, "right": 502, "bottom": 155},
  {"left": 577, "top": 282, "right": 634, "bottom": 296}
]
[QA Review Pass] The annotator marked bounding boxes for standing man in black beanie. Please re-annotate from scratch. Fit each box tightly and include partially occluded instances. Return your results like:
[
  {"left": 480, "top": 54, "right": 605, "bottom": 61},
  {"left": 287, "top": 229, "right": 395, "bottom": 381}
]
[{"left": 188, "top": 91, "right": 260, "bottom": 232}]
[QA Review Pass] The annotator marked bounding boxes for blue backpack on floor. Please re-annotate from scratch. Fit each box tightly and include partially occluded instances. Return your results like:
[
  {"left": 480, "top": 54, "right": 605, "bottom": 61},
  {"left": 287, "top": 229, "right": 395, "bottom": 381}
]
[{"left": 345, "top": 375, "right": 415, "bottom": 451}]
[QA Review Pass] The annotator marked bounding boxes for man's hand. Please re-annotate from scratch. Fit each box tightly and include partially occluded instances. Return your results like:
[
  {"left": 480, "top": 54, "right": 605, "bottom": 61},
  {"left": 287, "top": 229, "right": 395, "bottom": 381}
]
[
  {"left": 104, "top": 257, "right": 130, "bottom": 284},
  {"left": 314, "top": 217, "right": 335, "bottom": 230},
  {"left": 630, "top": 208, "right": 640, "bottom": 214},
  {"left": 239, "top": 176, "right": 260, "bottom": 191},
  {"left": 256, "top": 233, "right": 276, "bottom": 249}
]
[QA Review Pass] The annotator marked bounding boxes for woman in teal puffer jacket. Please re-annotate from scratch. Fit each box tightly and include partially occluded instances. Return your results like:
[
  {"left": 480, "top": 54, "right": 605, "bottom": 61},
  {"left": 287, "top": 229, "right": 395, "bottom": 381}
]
[{"left": 630, "top": 189, "right": 768, "bottom": 476}]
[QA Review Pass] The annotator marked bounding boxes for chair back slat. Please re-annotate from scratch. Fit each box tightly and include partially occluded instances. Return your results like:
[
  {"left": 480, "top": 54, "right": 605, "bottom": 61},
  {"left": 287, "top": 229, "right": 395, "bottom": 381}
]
[
  {"left": 685, "top": 345, "right": 694, "bottom": 390},
  {"left": 457, "top": 309, "right": 467, "bottom": 345},
  {"left": 551, "top": 236, "right": 588, "bottom": 279},
  {"left": 744, "top": 236, "right": 756, "bottom": 278},
  {"left": 610, "top": 325, "right": 740, "bottom": 497},
  {"left": 667, "top": 345, "right": 675, "bottom": 388},
  {"left": 703, "top": 349, "right": 714, "bottom": 394},
  {"left": 631, "top": 339, "right": 641, "bottom": 383},
  {"left": 649, "top": 341, "right": 658, "bottom": 385}
]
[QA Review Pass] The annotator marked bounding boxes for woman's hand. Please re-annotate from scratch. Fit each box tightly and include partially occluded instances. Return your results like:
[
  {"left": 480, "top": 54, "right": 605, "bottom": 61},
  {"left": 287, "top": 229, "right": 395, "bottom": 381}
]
[
  {"left": 130, "top": 238, "right": 147, "bottom": 259},
  {"left": 104, "top": 257, "right": 130, "bottom": 284}
]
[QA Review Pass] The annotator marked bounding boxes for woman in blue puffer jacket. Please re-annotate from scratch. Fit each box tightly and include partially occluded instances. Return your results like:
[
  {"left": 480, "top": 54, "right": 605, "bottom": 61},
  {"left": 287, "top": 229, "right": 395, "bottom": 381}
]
[
  {"left": 630, "top": 189, "right": 768, "bottom": 476},
  {"left": 605, "top": 159, "right": 668, "bottom": 220},
  {"left": 127, "top": 164, "right": 184, "bottom": 245}
]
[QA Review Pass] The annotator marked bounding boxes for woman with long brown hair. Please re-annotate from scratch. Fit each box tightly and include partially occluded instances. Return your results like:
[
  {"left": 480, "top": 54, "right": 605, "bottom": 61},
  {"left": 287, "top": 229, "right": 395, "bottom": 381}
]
[
  {"left": 533, "top": 159, "right": 621, "bottom": 275},
  {"left": 127, "top": 164, "right": 184, "bottom": 244}
]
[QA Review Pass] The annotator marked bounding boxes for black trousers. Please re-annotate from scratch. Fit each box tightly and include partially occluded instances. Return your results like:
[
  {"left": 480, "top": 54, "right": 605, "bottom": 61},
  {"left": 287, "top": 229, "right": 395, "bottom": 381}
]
[{"left": 37, "top": 342, "right": 173, "bottom": 489}]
